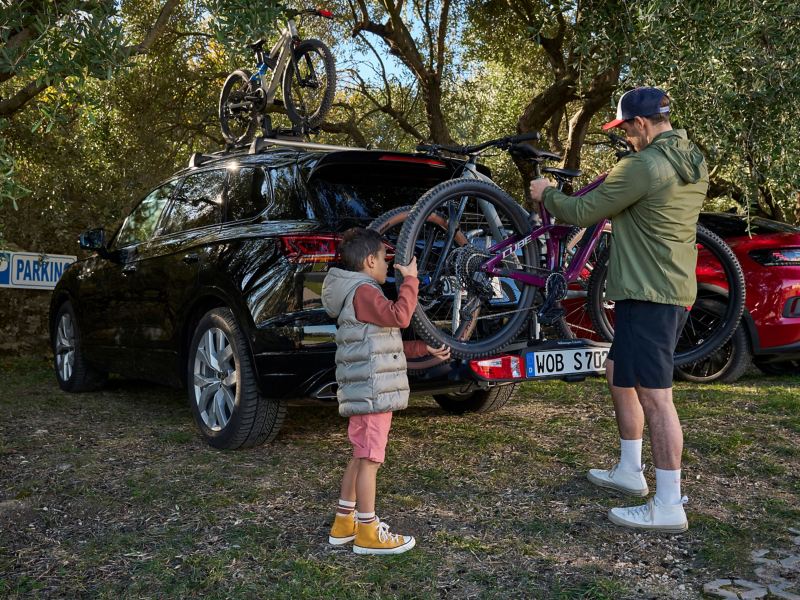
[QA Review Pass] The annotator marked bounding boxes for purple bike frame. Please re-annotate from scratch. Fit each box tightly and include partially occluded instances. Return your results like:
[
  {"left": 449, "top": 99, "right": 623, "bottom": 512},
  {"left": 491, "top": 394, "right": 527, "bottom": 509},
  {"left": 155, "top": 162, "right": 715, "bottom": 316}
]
[{"left": 481, "top": 172, "right": 610, "bottom": 286}]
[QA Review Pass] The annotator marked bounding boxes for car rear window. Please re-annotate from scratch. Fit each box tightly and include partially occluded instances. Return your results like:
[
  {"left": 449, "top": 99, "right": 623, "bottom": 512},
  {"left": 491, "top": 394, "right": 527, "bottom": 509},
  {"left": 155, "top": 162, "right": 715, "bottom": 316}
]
[
  {"left": 307, "top": 180, "right": 431, "bottom": 228},
  {"left": 699, "top": 213, "right": 800, "bottom": 238},
  {"left": 302, "top": 154, "right": 462, "bottom": 228}
]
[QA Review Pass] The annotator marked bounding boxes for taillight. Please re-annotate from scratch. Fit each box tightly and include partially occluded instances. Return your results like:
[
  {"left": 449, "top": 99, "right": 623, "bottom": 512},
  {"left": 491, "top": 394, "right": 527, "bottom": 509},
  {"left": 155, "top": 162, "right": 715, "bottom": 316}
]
[
  {"left": 378, "top": 155, "right": 447, "bottom": 168},
  {"left": 317, "top": 8, "right": 334, "bottom": 18},
  {"left": 469, "top": 355, "right": 523, "bottom": 380},
  {"left": 280, "top": 234, "right": 340, "bottom": 264},
  {"left": 749, "top": 248, "right": 800, "bottom": 266}
]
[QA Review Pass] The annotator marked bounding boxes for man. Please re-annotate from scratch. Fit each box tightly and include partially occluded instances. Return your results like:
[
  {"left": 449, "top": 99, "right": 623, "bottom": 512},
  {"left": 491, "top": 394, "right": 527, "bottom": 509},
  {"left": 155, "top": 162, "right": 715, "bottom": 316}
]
[{"left": 529, "top": 87, "right": 709, "bottom": 532}]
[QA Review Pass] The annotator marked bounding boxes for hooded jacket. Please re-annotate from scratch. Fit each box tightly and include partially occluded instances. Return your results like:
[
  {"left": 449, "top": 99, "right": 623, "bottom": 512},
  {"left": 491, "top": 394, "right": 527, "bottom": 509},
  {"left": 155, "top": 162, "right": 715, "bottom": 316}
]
[
  {"left": 321, "top": 268, "right": 410, "bottom": 416},
  {"left": 542, "top": 129, "right": 709, "bottom": 306}
]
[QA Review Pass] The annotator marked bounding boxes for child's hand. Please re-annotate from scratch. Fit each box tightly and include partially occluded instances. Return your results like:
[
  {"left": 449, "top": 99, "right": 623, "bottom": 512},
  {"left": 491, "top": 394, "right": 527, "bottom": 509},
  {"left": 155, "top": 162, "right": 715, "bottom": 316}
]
[
  {"left": 425, "top": 344, "right": 451, "bottom": 361},
  {"left": 395, "top": 256, "right": 418, "bottom": 279}
]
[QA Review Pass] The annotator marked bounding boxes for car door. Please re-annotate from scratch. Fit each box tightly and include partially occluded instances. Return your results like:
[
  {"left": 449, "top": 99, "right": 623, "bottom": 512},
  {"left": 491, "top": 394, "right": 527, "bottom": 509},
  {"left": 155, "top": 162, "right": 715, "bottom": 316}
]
[
  {"left": 79, "top": 181, "right": 177, "bottom": 374},
  {"left": 129, "top": 169, "right": 226, "bottom": 384}
]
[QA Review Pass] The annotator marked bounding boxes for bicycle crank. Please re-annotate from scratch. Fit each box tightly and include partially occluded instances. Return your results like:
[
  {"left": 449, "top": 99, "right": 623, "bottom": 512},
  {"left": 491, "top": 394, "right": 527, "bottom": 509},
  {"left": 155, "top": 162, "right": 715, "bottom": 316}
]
[{"left": 537, "top": 272, "right": 567, "bottom": 326}]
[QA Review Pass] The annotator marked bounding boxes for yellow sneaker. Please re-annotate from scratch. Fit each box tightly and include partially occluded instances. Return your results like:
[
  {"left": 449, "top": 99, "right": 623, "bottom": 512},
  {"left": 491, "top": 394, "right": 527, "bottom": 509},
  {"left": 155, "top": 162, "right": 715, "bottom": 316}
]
[
  {"left": 353, "top": 518, "right": 416, "bottom": 555},
  {"left": 328, "top": 512, "right": 357, "bottom": 545}
]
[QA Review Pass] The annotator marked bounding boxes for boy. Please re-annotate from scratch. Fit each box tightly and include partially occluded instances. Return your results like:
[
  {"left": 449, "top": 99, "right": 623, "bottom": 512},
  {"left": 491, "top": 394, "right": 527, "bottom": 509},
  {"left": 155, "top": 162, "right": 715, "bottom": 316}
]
[{"left": 321, "top": 227, "right": 450, "bottom": 555}]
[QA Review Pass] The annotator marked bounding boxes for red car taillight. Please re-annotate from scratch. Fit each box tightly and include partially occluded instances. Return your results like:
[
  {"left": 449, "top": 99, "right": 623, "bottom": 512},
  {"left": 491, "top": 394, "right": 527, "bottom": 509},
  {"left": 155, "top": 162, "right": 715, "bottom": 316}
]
[
  {"left": 749, "top": 248, "right": 800, "bottom": 266},
  {"left": 280, "top": 234, "right": 340, "bottom": 264},
  {"left": 469, "top": 355, "right": 524, "bottom": 380},
  {"left": 378, "top": 155, "right": 447, "bottom": 168}
]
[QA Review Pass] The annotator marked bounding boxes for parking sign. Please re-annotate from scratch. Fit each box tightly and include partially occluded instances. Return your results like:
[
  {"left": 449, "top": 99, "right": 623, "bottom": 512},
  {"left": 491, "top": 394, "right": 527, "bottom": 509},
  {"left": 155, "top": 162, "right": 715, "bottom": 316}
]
[{"left": 0, "top": 251, "right": 77, "bottom": 290}]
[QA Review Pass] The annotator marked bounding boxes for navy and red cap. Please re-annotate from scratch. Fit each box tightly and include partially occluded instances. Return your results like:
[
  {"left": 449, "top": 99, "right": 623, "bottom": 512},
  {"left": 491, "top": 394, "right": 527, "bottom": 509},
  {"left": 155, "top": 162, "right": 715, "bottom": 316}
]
[{"left": 602, "top": 87, "right": 670, "bottom": 130}]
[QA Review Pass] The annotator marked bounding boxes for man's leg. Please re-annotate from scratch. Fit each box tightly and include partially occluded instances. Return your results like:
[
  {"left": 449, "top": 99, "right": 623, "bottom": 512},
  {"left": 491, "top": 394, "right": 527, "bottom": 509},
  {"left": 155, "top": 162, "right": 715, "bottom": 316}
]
[
  {"left": 638, "top": 385, "right": 683, "bottom": 504},
  {"left": 587, "top": 359, "right": 649, "bottom": 496}
]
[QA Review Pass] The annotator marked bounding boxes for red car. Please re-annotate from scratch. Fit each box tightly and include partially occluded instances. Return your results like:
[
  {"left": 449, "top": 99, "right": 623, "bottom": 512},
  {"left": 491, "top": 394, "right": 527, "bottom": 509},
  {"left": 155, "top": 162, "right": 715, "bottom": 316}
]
[
  {"left": 561, "top": 212, "right": 800, "bottom": 382},
  {"left": 677, "top": 212, "right": 800, "bottom": 382}
]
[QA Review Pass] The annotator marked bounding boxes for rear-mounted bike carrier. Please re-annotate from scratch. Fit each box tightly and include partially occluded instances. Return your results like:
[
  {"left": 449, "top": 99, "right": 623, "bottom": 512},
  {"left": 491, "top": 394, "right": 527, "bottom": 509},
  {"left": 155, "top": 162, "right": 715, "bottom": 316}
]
[{"left": 467, "top": 338, "right": 611, "bottom": 384}]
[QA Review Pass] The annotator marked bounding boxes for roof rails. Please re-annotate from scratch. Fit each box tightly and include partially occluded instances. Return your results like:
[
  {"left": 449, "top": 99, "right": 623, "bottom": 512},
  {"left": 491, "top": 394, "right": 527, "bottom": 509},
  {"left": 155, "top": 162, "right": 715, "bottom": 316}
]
[
  {"left": 187, "top": 135, "right": 368, "bottom": 169},
  {"left": 248, "top": 136, "right": 365, "bottom": 154}
]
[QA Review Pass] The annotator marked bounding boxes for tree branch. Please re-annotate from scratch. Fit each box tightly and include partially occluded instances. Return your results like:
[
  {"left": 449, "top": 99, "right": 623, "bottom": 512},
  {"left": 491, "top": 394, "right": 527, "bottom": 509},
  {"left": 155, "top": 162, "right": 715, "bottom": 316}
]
[
  {"left": 0, "top": 79, "right": 49, "bottom": 118},
  {"left": 129, "top": 0, "right": 181, "bottom": 55}
]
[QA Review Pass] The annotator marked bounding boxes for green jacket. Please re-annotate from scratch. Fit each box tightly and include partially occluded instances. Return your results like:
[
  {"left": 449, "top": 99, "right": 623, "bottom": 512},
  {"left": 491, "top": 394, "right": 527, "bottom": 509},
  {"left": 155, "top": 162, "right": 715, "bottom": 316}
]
[{"left": 542, "top": 129, "right": 709, "bottom": 306}]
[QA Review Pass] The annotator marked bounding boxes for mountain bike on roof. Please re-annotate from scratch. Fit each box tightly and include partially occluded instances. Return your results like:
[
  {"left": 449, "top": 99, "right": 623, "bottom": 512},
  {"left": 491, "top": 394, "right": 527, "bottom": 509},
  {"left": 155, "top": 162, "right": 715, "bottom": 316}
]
[{"left": 219, "top": 6, "right": 337, "bottom": 145}]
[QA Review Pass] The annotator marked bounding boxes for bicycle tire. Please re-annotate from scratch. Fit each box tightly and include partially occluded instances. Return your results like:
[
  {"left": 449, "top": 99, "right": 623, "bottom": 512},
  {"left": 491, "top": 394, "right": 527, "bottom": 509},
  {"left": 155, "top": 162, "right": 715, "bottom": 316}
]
[
  {"left": 673, "top": 299, "right": 751, "bottom": 383},
  {"left": 282, "top": 39, "right": 336, "bottom": 128},
  {"left": 394, "top": 178, "right": 538, "bottom": 359},
  {"left": 586, "top": 224, "right": 746, "bottom": 367},
  {"left": 219, "top": 69, "right": 259, "bottom": 145}
]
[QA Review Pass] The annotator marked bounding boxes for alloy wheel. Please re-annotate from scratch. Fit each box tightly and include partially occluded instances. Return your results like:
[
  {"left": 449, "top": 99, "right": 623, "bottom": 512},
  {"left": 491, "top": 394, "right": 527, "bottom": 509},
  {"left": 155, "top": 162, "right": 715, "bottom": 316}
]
[
  {"left": 55, "top": 313, "right": 75, "bottom": 382},
  {"left": 193, "top": 328, "right": 238, "bottom": 431}
]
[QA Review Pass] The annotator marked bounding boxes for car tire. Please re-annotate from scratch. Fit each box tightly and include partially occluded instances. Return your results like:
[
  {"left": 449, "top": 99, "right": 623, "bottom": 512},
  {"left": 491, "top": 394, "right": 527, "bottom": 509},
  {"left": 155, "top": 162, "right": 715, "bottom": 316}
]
[
  {"left": 187, "top": 308, "right": 286, "bottom": 449},
  {"left": 52, "top": 301, "right": 107, "bottom": 392},
  {"left": 753, "top": 358, "right": 800, "bottom": 376},
  {"left": 674, "top": 317, "right": 751, "bottom": 384},
  {"left": 433, "top": 383, "right": 518, "bottom": 415}
]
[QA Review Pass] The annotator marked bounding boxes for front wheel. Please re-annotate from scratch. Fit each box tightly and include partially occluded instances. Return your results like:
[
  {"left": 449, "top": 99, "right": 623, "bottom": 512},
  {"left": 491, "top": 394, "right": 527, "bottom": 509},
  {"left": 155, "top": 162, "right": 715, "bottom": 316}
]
[
  {"left": 219, "top": 69, "right": 259, "bottom": 145},
  {"left": 52, "top": 301, "right": 107, "bottom": 392},
  {"left": 673, "top": 300, "right": 751, "bottom": 383},
  {"left": 585, "top": 224, "right": 746, "bottom": 367},
  {"left": 187, "top": 308, "right": 286, "bottom": 449},
  {"left": 282, "top": 39, "right": 336, "bottom": 128}
]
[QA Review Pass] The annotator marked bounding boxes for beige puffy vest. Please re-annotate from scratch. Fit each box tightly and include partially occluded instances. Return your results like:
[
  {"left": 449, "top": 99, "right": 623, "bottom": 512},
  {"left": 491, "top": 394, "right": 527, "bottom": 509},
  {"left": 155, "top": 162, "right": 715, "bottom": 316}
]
[{"left": 321, "top": 268, "right": 410, "bottom": 417}]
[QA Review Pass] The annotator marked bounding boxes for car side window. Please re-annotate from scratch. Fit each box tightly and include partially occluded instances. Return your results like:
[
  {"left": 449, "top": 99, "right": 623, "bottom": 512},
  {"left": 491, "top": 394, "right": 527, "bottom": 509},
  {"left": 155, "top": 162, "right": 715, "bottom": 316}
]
[
  {"left": 226, "top": 167, "right": 269, "bottom": 222},
  {"left": 160, "top": 170, "right": 225, "bottom": 235},
  {"left": 268, "top": 166, "right": 306, "bottom": 220},
  {"left": 114, "top": 181, "right": 177, "bottom": 248}
]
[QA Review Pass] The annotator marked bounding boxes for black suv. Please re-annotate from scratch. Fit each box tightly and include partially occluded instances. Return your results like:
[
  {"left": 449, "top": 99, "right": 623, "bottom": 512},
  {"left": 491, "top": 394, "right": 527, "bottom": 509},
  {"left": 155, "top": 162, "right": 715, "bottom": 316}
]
[{"left": 49, "top": 139, "right": 517, "bottom": 449}]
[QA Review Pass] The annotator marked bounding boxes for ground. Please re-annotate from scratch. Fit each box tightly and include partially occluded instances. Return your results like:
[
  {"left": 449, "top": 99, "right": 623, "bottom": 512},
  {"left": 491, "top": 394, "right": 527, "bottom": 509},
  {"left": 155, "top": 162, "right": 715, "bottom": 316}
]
[{"left": 1, "top": 356, "right": 798, "bottom": 599}]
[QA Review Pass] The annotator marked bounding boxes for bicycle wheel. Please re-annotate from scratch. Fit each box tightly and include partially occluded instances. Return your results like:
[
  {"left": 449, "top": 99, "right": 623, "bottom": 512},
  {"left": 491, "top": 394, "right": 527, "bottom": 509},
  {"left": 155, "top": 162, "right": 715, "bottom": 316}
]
[
  {"left": 282, "top": 39, "right": 336, "bottom": 128},
  {"left": 673, "top": 299, "right": 751, "bottom": 383},
  {"left": 394, "top": 178, "right": 539, "bottom": 359},
  {"left": 586, "top": 224, "right": 746, "bottom": 367},
  {"left": 219, "top": 69, "right": 259, "bottom": 145}
]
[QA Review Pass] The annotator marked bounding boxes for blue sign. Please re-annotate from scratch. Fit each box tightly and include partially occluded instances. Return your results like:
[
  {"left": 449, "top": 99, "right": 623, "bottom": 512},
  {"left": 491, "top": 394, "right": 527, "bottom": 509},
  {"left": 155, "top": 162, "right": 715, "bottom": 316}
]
[
  {"left": 0, "top": 252, "right": 77, "bottom": 290},
  {"left": 0, "top": 252, "right": 9, "bottom": 286}
]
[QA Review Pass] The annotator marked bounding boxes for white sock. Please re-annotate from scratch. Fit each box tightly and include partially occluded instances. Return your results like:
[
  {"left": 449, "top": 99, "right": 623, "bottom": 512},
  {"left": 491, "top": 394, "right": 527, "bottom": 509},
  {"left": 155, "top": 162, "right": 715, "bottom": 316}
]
[
  {"left": 655, "top": 468, "right": 682, "bottom": 505},
  {"left": 337, "top": 499, "right": 356, "bottom": 515},
  {"left": 356, "top": 511, "right": 377, "bottom": 524},
  {"left": 618, "top": 438, "right": 642, "bottom": 471}
]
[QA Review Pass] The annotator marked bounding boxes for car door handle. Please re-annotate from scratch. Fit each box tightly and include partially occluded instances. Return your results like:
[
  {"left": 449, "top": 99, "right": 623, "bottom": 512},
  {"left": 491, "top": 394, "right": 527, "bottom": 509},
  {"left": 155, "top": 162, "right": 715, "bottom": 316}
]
[
  {"left": 182, "top": 253, "right": 199, "bottom": 264},
  {"left": 122, "top": 264, "right": 137, "bottom": 276}
]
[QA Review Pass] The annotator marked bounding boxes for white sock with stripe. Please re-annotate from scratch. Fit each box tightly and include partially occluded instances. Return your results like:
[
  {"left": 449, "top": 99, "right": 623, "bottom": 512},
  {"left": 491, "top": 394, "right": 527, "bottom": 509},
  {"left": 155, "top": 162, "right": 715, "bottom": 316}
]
[{"left": 336, "top": 499, "right": 356, "bottom": 516}]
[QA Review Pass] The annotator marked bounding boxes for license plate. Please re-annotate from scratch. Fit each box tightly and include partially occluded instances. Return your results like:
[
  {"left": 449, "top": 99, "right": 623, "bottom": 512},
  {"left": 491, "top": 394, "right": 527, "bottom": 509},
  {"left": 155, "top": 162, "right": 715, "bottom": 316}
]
[{"left": 525, "top": 347, "right": 609, "bottom": 378}]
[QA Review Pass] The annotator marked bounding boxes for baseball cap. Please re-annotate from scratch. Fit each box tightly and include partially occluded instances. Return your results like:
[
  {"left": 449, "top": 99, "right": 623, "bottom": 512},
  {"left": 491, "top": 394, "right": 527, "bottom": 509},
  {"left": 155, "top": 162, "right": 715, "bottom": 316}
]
[{"left": 602, "top": 87, "right": 670, "bottom": 130}]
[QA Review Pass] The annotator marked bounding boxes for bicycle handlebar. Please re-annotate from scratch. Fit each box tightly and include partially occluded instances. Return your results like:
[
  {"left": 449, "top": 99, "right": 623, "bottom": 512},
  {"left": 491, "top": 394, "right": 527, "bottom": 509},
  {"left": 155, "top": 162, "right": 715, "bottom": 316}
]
[{"left": 415, "top": 131, "right": 540, "bottom": 157}]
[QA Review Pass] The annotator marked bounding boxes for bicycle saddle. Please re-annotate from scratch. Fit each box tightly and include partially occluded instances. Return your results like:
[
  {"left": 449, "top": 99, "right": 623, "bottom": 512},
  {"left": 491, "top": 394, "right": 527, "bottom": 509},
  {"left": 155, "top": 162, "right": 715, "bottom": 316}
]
[
  {"left": 509, "top": 143, "right": 562, "bottom": 162},
  {"left": 248, "top": 39, "right": 266, "bottom": 51},
  {"left": 543, "top": 167, "right": 583, "bottom": 178}
]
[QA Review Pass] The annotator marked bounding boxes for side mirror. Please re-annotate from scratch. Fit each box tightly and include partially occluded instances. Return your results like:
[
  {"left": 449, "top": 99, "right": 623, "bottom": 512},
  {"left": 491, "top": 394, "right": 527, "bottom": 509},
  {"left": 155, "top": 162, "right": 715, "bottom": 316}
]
[{"left": 79, "top": 228, "right": 110, "bottom": 257}]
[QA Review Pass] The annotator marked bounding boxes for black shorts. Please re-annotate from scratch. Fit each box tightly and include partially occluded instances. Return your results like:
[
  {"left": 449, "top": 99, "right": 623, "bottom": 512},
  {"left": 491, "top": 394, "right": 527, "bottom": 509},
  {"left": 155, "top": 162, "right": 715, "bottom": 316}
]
[{"left": 607, "top": 300, "right": 690, "bottom": 389}]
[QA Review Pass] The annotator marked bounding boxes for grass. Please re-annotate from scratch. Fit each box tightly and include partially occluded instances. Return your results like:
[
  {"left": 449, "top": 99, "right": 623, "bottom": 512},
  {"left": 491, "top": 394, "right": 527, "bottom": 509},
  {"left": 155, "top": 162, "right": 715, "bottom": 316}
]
[{"left": 1, "top": 355, "right": 799, "bottom": 598}]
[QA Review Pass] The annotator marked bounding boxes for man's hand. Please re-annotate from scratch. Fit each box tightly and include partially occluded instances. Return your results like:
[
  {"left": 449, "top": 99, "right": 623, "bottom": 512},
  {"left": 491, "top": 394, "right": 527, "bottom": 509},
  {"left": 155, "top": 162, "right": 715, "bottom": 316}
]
[
  {"left": 395, "top": 256, "right": 418, "bottom": 279},
  {"left": 425, "top": 344, "right": 451, "bottom": 361},
  {"left": 529, "top": 177, "right": 555, "bottom": 205}
]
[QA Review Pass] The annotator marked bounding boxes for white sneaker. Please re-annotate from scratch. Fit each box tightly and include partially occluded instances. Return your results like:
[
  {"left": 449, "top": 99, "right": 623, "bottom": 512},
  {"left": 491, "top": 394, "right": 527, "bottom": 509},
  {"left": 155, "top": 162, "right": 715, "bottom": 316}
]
[
  {"left": 608, "top": 496, "right": 688, "bottom": 533},
  {"left": 587, "top": 463, "right": 649, "bottom": 496}
]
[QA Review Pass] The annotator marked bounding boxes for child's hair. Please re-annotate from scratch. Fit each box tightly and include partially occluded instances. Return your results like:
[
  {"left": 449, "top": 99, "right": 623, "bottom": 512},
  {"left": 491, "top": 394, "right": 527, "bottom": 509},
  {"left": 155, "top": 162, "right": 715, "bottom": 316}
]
[{"left": 339, "top": 227, "right": 384, "bottom": 271}]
